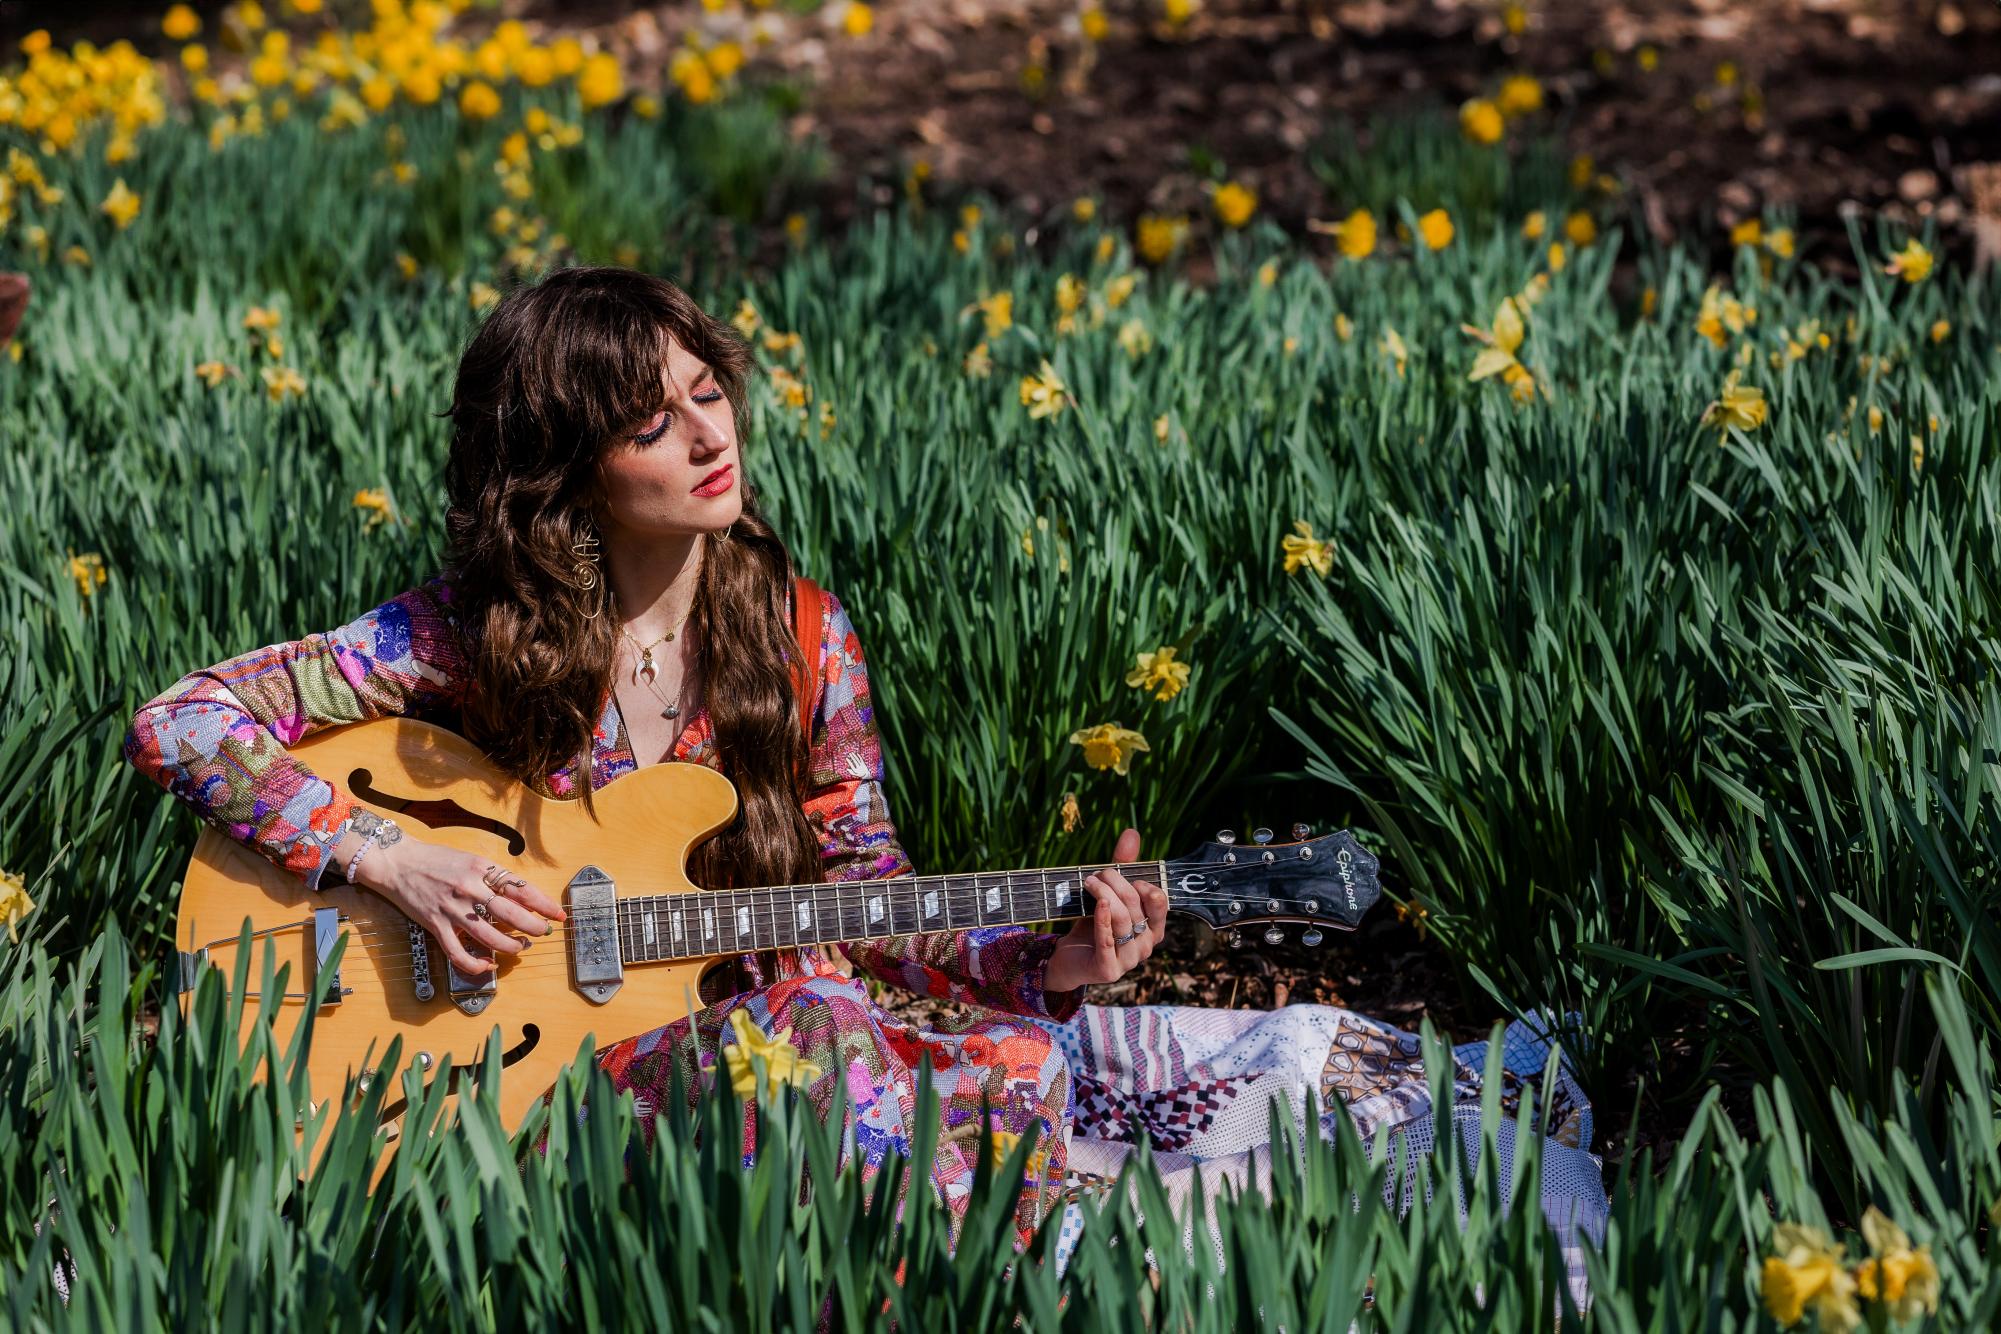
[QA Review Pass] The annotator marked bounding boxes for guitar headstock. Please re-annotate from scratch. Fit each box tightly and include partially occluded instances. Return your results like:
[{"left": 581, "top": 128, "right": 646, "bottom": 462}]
[{"left": 1162, "top": 824, "right": 1381, "bottom": 946}]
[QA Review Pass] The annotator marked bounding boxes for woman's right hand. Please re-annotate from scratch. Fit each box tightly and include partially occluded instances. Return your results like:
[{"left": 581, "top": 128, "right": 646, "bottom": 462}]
[{"left": 352, "top": 838, "right": 567, "bottom": 975}]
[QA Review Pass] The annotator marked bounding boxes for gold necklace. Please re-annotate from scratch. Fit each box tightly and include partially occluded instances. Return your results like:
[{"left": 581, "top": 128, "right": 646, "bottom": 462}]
[{"left": 618, "top": 615, "right": 690, "bottom": 689}]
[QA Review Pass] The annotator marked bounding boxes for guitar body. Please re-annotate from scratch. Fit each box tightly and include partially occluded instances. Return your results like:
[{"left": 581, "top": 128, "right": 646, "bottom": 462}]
[{"left": 177, "top": 717, "right": 741, "bottom": 1147}]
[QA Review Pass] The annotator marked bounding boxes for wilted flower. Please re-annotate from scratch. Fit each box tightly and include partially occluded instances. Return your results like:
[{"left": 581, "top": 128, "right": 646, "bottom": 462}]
[
  {"left": 1059, "top": 792, "right": 1081, "bottom": 834},
  {"left": 1463, "top": 296, "right": 1537, "bottom": 404},
  {"left": 1117, "top": 319, "right": 1153, "bottom": 360},
  {"left": 1281, "top": 519, "right": 1334, "bottom": 577},
  {"left": 1125, "top": 646, "right": 1191, "bottom": 702},
  {"left": 1068, "top": 722, "right": 1150, "bottom": 775}
]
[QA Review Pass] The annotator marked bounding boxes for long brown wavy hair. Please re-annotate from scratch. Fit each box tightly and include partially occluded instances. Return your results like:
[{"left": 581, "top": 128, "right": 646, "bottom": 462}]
[{"left": 436, "top": 264, "right": 821, "bottom": 893}]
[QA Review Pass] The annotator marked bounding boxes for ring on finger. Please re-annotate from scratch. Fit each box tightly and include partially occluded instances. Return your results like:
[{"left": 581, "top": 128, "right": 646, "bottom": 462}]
[
  {"left": 481, "top": 863, "right": 509, "bottom": 889},
  {"left": 471, "top": 891, "right": 498, "bottom": 921},
  {"left": 1116, "top": 922, "right": 1147, "bottom": 946}
]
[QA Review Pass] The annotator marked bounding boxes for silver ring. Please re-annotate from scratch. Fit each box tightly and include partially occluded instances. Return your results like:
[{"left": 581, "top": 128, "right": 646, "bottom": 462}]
[
  {"left": 471, "top": 892, "right": 497, "bottom": 922},
  {"left": 481, "top": 863, "right": 509, "bottom": 888},
  {"left": 1117, "top": 923, "right": 1147, "bottom": 945}
]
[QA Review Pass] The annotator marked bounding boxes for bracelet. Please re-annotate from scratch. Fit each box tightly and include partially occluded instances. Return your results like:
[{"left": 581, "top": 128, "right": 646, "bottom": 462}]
[{"left": 343, "top": 816, "right": 399, "bottom": 886}]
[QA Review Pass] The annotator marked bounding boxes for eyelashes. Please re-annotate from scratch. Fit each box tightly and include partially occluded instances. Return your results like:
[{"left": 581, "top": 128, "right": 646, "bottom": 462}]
[{"left": 634, "top": 389, "right": 726, "bottom": 446}]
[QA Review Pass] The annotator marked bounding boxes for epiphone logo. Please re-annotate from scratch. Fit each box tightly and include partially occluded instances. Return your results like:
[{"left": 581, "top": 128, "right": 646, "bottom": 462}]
[{"left": 1336, "top": 846, "right": 1359, "bottom": 914}]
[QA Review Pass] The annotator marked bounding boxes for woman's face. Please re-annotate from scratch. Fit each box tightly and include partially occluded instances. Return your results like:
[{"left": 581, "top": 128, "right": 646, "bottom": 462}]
[{"left": 593, "top": 336, "right": 742, "bottom": 539}]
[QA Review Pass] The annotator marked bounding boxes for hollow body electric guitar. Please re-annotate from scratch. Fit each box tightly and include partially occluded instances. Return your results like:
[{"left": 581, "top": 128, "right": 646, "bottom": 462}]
[{"left": 176, "top": 717, "right": 1383, "bottom": 1140}]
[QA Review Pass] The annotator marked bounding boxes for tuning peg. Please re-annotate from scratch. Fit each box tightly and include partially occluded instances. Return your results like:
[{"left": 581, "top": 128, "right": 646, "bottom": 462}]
[
  {"left": 1216, "top": 829, "right": 1237, "bottom": 845},
  {"left": 1291, "top": 822, "right": 1312, "bottom": 841},
  {"left": 1302, "top": 928, "right": 1324, "bottom": 947},
  {"left": 1251, "top": 827, "right": 1274, "bottom": 846},
  {"left": 1221, "top": 929, "right": 1241, "bottom": 947},
  {"left": 1262, "top": 927, "right": 1284, "bottom": 945}
]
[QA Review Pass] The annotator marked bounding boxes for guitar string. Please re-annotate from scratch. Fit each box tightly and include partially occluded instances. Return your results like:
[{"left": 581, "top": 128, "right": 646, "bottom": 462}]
[
  {"left": 313, "top": 856, "right": 1340, "bottom": 949},
  {"left": 296, "top": 885, "right": 1346, "bottom": 959},
  {"left": 214, "top": 893, "right": 1360, "bottom": 994}
]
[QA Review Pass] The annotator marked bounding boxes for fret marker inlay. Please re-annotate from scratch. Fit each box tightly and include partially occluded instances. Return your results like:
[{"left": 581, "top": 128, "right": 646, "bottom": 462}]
[
  {"left": 1053, "top": 880, "right": 1073, "bottom": 908},
  {"left": 671, "top": 911, "right": 685, "bottom": 942},
  {"left": 985, "top": 885, "right": 1002, "bottom": 912},
  {"left": 796, "top": 903, "right": 813, "bottom": 931},
  {"left": 736, "top": 907, "right": 751, "bottom": 938},
  {"left": 866, "top": 895, "right": 884, "bottom": 923},
  {"left": 702, "top": 906, "right": 715, "bottom": 940},
  {"left": 923, "top": 890, "right": 941, "bottom": 918}
]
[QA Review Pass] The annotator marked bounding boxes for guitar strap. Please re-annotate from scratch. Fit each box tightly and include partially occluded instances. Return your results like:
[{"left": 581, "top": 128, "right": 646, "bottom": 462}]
[{"left": 790, "top": 574, "right": 825, "bottom": 754}]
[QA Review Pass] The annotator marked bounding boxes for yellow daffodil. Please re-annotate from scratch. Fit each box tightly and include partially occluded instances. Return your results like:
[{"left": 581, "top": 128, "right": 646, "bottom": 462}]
[
  {"left": 1638, "top": 45, "right": 1658, "bottom": 72},
  {"left": 1162, "top": 0, "right": 1197, "bottom": 24},
  {"left": 988, "top": 1128, "right": 1052, "bottom": 1179},
  {"left": 724, "top": 1007, "right": 823, "bottom": 1099},
  {"left": 1761, "top": 1223, "right": 1860, "bottom": 1332},
  {"left": 100, "top": 180, "right": 141, "bottom": 230},
  {"left": 1019, "top": 359, "right": 1069, "bottom": 418},
  {"left": 963, "top": 290, "right": 1013, "bottom": 339},
  {"left": 1153, "top": 414, "right": 1170, "bottom": 444},
  {"left": 1380, "top": 325, "right": 1408, "bottom": 378},
  {"left": 62, "top": 246, "right": 90, "bottom": 268},
  {"left": 1765, "top": 227, "right": 1795, "bottom": 259},
  {"left": 243, "top": 306, "right": 281, "bottom": 334},
  {"left": 1521, "top": 210, "right": 1546, "bottom": 240},
  {"left": 577, "top": 53, "right": 624, "bottom": 110},
  {"left": 67, "top": 550, "right": 107, "bottom": 599},
  {"left": 1853, "top": 1207, "right": 1941, "bottom": 1323},
  {"left": 1930, "top": 319, "right": 1951, "bottom": 343},
  {"left": 1212, "top": 180, "right": 1256, "bottom": 228},
  {"left": 1125, "top": 646, "right": 1191, "bottom": 702},
  {"left": 1081, "top": 7, "right": 1108, "bottom": 41},
  {"left": 1395, "top": 897, "right": 1430, "bottom": 940},
  {"left": 260, "top": 365, "right": 306, "bottom": 401},
  {"left": 1701, "top": 368, "right": 1767, "bottom": 437},
  {"left": 785, "top": 214, "right": 808, "bottom": 247},
  {"left": 1911, "top": 435, "right": 1924, "bottom": 472},
  {"left": 469, "top": 282, "right": 501, "bottom": 312},
  {"left": 163, "top": 4, "right": 201, "bottom": 39},
  {"left": 1883, "top": 239, "right": 1933, "bottom": 284},
  {"left": 963, "top": 342, "right": 992, "bottom": 378},
  {"left": 0, "top": 867, "right": 33, "bottom": 943},
  {"left": 1257, "top": 259, "right": 1280, "bottom": 288},
  {"left": 194, "top": 360, "right": 232, "bottom": 387},
  {"left": 1462, "top": 295, "right": 1537, "bottom": 403},
  {"left": 1117, "top": 319, "right": 1153, "bottom": 359},
  {"left": 1055, "top": 273, "right": 1086, "bottom": 316},
  {"left": 1694, "top": 284, "right": 1754, "bottom": 348},
  {"left": 1502, "top": 3, "right": 1525, "bottom": 35},
  {"left": 1497, "top": 74, "right": 1543, "bottom": 116},
  {"left": 1059, "top": 792, "right": 1081, "bottom": 834},
  {"left": 1135, "top": 213, "right": 1187, "bottom": 265},
  {"left": 352, "top": 487, "right": 395, "bottom": 528},
  {"left": 1317, "top": 207, "right": 1376, "bottom": 261},
  {"left": 1333, "top": 312, "right": 1353, "bottom": 341},
  {"left": 731, "top": 299, "right": 759, "bottom": 339},
  {"left": 1564, "top": 211, "right": 1596, "bottom": 246},
  {"left": 1730, "top": 218, "right": 1763, "bottom": 248},
  {"left": 1103, "top": 273, "right": 1137, "bottom": 308},
  {"left": 459, "top": 80, "right": 501, "bottom": 119},
  {"left": 842, "top": 2, "right": 875, "bottom": 37},
  {"left": 1459, "top": 98, "right": 1503, "bottom": 145},
  {"left": 1417, "top": 209, "right": 1454, "bottom": 250},
  {"left": 1281, "top": 519, "right": 1334, "bottom": 577},
  {"left": 1068, "top": 723, "right": 1150, "bottom": 775}
]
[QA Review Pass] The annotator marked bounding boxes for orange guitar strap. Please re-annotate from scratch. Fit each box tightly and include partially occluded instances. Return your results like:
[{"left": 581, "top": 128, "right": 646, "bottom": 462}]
[{"left": 790, "top": 574, "right": 825, "bottom": 751}]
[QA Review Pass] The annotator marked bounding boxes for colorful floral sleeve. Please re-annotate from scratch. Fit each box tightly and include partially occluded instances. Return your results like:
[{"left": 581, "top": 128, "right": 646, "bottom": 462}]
[
  {"left": 810, "top": 589, "right": 1081, "bottom": 1023},
  {"left": 122, "top": 576, "right": 468, "bottom": 891}
]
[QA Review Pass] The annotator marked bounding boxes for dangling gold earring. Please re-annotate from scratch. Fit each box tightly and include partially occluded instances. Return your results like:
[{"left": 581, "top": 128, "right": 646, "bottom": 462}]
[
  {"left": 570, "top": 521, "right": 606, "bottom": 620},
  {"left": 714, "top": 523, "right": 735, "bottom": 544}
]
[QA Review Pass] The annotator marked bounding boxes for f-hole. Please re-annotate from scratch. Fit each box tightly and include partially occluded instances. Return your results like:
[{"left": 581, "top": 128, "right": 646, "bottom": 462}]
[
  {"left": 344, "top": 766, "right": 527, "bottom": 856},
  {"left": 373, "top": 1023, "right": 544, "bottom": 1123}
]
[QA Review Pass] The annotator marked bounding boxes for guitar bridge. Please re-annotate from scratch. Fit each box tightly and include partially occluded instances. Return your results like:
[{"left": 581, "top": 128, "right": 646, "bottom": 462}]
[
  {"left": 447, "top": 942, "right": 496, "bottom": 1015},
  {"left": 313, "top": 906, "right": 350, "bottom": 1005}
]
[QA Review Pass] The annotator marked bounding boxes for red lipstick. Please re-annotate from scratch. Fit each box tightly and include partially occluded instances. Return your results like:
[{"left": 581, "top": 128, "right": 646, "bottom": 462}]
[{"left": 692, "top": 464, "right": 734, "bottom": 497}]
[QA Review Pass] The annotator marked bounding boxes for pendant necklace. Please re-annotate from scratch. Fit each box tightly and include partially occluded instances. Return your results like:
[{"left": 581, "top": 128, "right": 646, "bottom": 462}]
[{"left": 619, "top": 616, "right": 692, "bottom": 719}]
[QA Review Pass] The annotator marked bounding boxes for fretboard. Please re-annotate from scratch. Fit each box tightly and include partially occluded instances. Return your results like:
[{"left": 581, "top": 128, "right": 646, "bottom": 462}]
[{"left": 605, "top": 861, "right": 1166, "bottom": 963}]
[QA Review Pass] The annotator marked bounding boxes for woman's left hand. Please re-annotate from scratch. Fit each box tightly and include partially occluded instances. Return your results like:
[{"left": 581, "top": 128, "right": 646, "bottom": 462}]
[{"left": 1044, "top": 827, "right": 1167, "bottom": 998}]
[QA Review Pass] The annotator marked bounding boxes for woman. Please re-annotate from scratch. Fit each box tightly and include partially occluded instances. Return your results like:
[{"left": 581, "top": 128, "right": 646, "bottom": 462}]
[
  {"left": 125, "top": 265, "right": 1609, "bottom": 1289},
  {"left": 125, "top": 264, "right": 1155, "bottom": 1252}
]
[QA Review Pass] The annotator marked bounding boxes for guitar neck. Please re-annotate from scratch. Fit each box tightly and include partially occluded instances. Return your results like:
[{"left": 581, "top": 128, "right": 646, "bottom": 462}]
[{"left": 609, "top": 860, "right": 1168, "bottom": 963}]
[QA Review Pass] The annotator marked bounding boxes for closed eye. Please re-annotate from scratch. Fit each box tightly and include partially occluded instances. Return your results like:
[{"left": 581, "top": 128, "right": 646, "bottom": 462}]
[{"left": 634, "top": 389, "right": 726, "bottom": 446}]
